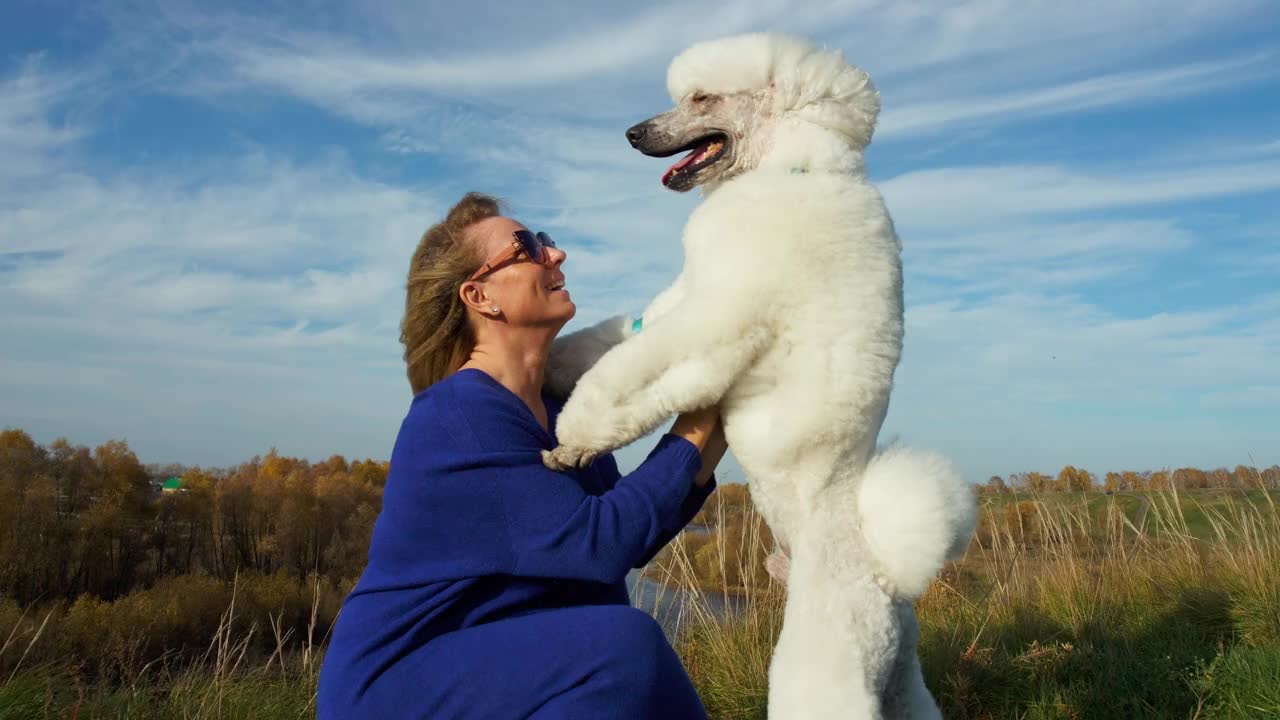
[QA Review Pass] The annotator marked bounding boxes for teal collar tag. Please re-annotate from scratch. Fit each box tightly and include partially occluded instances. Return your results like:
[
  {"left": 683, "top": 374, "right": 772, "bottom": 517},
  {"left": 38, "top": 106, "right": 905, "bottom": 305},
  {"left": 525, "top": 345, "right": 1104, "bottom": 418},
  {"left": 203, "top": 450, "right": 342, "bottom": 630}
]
[{"left": 631, "top": 317, "right": 643, "bottom": 333}]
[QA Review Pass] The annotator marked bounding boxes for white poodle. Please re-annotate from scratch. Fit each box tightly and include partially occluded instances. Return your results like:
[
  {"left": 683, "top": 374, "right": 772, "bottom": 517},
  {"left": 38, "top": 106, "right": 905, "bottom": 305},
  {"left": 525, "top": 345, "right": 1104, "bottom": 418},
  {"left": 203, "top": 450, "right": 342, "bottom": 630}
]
[{"left": 544, "top": 33, "right": 976, "bottom": 719}]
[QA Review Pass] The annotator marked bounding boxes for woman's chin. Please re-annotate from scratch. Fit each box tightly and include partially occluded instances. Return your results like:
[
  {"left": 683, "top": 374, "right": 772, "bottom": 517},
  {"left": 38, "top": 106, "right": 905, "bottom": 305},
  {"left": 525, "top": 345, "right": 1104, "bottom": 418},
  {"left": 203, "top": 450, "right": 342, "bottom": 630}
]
[{"left": 544, "top": 298, "right": 576, "bottom": 327}]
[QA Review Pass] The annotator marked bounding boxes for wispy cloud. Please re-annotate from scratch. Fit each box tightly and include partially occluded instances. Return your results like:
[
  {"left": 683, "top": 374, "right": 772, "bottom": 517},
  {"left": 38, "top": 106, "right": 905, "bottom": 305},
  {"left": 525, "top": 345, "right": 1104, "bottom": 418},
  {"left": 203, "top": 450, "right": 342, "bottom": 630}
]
[
  {"left": 881, "top": 160, "right": 1280, "bottom": 229},
  {"left": 879, "top": 53, "right": 1274, "bottom": 139},
  {"left": 113, "top": 1, "right": 1280, "bottom": 133},
  {"left": 904, "top": 219, "right": 1195, "bottom": 296},
  {"left": 885, "top": 289, "right": 1280, "bottom": 476},
  {"left": 0, "top": 57, "right": 90, "bottom": 176},
  {"left": 0, "top": 149, "right": 428, "bottom": 460}
]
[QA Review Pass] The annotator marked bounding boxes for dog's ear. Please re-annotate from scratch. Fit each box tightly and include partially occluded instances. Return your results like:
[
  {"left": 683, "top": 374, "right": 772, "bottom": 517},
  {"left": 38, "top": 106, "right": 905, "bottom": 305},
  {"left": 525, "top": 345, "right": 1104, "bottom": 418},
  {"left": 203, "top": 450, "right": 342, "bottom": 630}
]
[{"left": 795, "top": 67, "right": 880, "bottom": 149}]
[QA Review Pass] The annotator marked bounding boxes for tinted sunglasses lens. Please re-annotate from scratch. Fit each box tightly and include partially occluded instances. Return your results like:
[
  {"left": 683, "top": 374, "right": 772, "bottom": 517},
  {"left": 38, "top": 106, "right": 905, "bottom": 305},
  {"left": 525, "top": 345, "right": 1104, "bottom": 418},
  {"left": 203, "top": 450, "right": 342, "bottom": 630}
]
[
  {"left": 536, "top": 232, "right": 555, "bottom": 250},
  {"left": 513, "top": 230, "right": 542, "bottom": 263}
]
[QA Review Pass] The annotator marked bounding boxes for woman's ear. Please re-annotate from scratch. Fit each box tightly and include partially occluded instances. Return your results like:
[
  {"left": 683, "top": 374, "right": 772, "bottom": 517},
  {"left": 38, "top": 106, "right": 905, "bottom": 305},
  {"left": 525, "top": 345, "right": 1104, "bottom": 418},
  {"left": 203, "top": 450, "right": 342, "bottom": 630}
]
[{"left": 459, "top": 281, "right": 500, "bottom": 317}]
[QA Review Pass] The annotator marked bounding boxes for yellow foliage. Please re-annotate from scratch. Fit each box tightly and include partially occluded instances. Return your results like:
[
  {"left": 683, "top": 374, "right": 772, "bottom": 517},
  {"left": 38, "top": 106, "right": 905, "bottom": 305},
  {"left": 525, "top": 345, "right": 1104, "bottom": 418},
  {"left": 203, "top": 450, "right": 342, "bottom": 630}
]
[{"left": 1004, "top": 500, "right": 1042, "bottom": 544}]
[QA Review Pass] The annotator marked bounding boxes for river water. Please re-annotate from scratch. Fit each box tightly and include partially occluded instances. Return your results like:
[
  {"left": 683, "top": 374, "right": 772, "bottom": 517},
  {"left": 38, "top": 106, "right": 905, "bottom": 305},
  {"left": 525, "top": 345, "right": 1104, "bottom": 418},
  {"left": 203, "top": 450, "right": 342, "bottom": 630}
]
[{"left": 624, "top": 570, "right": 748, "bottom": 637}]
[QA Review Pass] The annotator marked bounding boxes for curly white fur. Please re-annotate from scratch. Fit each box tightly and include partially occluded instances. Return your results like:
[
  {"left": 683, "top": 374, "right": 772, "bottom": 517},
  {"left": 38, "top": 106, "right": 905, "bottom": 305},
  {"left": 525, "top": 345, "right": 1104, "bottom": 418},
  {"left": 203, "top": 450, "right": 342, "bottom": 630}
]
[{"left": 545, "top": 33, "right": 976, "bottom": 719}]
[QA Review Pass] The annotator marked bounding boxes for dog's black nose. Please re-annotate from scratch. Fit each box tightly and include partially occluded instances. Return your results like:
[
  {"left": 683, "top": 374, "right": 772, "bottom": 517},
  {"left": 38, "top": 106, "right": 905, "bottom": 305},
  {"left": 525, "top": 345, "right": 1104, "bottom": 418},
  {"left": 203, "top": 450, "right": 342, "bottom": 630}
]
[{"left": 625, "top": 123, "right": 647, "bottom": 147}]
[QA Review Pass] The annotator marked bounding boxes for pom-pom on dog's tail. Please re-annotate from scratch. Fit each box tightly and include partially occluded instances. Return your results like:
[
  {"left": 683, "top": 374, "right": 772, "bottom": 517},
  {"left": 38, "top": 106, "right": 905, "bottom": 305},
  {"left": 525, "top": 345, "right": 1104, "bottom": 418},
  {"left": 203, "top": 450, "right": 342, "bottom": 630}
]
[{"left": 857, "top": 446, "right": 976, "bottom": 598}]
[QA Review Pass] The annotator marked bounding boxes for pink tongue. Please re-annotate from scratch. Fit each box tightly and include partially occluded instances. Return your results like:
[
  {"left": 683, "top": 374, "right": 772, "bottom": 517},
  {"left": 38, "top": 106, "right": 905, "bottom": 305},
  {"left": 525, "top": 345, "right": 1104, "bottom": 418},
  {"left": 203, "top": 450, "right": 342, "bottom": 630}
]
[
  {"left": 662, "top": 145, "right": 704, "bottom": 185},
  {"left": 669, "top": 147, "right": 701, "bottom": 171}
]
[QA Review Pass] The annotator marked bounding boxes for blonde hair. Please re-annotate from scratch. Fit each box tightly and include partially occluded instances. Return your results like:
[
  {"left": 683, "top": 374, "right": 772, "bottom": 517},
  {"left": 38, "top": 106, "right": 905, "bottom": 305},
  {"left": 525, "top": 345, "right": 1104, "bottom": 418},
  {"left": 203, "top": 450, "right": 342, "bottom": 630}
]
[{"left": 400, "top": 192, "right": 502, "bottom": 394}]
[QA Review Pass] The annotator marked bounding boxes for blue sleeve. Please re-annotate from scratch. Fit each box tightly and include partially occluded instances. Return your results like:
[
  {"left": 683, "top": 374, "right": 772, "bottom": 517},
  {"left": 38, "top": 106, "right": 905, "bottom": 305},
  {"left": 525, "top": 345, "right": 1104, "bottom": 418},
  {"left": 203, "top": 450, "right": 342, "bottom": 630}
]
[
  {"left": 636, "top": 474, "right": 717, "bottom": 568},
  {"left": 594, "top": 453, "right": 718, "bottom": 568},
  {"left": 501, "top": 434, "right": 703, "bottom": 584}
]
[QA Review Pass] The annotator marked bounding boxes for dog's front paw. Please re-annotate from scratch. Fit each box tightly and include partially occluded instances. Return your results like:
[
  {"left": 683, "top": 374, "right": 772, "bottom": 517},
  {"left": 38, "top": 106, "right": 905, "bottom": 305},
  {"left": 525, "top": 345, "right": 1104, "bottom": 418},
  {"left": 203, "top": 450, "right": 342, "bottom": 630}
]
[
  {"left": 542, "top": 445, "right": 599, "bottom": 471},
  {"left": 554, "top": 390, "right": 612, "bottom": 449}
]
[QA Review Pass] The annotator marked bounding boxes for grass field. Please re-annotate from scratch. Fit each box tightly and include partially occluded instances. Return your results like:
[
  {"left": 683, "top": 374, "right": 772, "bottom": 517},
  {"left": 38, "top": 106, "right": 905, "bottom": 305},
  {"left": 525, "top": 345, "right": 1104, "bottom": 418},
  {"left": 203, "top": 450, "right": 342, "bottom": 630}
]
[
  {"left": 652, "top": 487, "right": 1280, "bottom": 719},
  {"left": 2, "top": 488, "right": 1277, "bottom": 719}
]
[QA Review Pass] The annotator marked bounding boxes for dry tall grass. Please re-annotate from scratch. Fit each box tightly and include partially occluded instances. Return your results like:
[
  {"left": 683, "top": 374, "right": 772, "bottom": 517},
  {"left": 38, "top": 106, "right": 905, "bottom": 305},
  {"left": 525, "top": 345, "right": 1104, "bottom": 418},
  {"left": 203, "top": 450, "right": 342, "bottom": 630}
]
[
  {"left": 0, "top": 573, "right": 334, "bottom": 719},
  {"left": 646, "top": 486, "right": 1280, "bottom": 719}
]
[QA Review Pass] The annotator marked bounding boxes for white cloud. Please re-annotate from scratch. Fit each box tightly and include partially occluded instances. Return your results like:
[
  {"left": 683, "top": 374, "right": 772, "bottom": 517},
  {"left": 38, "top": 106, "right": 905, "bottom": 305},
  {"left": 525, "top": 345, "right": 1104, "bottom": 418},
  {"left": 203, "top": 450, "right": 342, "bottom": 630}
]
[
  {"left": 881, "top": 161, "right": 1280, "bottom": 230},
  {"left": 827, "top": 0, "right": 1276, "bottom": 96},
  {"left": 883, "top": 290, "right": 1280, "bottom": 478},
  {"left": 0, "top": 67, "right": 442, "bottom": 461},
  {"left": 903, "top": 219, "right": 1196, "bottom": 298},
  {"left": 106, "top": 0, "right": 1279, "bottom": 138},
  {"left": 0, "top": 58, "right": 89, "bottom": 177},
  {"left": 219, "top": 1, "right": 792, "bottom": 94},
  {"left": 0, "top": 60, "right": 700, "bottom": 464},
  {"left": 879, "top": 53, "right": 1273, "bottom": 139}
]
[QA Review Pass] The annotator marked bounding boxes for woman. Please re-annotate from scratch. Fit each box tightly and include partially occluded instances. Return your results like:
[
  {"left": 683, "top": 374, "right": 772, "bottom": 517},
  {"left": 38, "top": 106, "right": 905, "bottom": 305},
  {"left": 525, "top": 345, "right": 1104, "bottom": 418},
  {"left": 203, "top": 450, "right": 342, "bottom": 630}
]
[{"left": 317, "top": 192, "right": 726, "bottom": 719}]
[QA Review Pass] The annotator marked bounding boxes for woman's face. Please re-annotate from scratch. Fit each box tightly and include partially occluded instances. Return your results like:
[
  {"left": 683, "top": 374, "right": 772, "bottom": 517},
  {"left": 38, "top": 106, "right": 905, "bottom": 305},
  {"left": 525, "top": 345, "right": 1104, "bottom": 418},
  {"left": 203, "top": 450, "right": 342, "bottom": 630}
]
[{"left": 463, "top": 216, "right": 575, "bottom": 330}]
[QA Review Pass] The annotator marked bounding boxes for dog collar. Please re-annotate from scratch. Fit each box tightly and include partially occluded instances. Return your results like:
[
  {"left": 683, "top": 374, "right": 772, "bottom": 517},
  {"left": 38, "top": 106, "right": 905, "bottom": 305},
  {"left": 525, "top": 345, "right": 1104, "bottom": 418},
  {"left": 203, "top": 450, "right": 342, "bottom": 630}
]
[{"left": 632, "top": 317, "right": 643, "bottom": 333}]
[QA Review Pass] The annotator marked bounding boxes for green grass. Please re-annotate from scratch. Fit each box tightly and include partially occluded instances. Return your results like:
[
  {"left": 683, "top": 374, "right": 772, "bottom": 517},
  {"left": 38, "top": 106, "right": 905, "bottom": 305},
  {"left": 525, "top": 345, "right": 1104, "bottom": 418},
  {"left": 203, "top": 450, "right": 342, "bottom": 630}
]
[
  {"left": 1193, "top": 646, "right": 1280, "bottom": 719},
  {"left": 0, "top": 668, "right": 318, "bottom": 720}
]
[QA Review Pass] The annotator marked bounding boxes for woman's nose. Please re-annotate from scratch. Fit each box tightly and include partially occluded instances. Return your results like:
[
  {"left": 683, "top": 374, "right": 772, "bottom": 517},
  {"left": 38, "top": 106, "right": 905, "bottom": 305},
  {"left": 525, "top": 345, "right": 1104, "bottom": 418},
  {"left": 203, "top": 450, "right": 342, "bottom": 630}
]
[{"left": 548, "top": 246, "right": 567, "bottom": 265}]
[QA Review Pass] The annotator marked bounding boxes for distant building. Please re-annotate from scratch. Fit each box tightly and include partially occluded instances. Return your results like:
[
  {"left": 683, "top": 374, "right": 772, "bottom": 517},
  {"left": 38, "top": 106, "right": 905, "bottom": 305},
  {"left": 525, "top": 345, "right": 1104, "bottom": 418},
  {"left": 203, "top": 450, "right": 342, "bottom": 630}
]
[{"left": 161, "top": 476, "right": 185, "bottom": 494}]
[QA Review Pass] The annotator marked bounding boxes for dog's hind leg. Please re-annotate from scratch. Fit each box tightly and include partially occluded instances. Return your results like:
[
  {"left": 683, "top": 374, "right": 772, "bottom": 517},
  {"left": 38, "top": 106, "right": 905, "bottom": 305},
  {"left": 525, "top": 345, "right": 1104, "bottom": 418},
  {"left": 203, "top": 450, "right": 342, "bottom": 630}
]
[
  {"left": 880, "top": 601, "right": 942, "bottom": 720},
  {"left": 766, "top": 529, "right": 897, "bottom": 720}
]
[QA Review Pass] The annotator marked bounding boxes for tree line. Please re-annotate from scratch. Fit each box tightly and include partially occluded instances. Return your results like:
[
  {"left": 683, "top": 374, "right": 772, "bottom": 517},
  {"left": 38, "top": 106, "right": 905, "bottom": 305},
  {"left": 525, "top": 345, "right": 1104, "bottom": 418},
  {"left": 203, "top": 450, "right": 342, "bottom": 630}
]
[
  {"left": 982, "top": 463, "right": 1280, "bottom": 495},
  {"left": 4, "top": 426, "right": 1277, "bottom": 606},
  {"left": 0, "top": 428, "right": 386, "bottom": 606}
]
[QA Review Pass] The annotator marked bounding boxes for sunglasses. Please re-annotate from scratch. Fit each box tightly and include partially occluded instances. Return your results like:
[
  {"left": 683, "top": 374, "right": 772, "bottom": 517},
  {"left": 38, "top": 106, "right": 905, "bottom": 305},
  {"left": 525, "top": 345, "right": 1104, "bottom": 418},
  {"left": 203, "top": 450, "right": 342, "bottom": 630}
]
[{"left": 468, "top": 230, "right": 558, "bottom": 281}]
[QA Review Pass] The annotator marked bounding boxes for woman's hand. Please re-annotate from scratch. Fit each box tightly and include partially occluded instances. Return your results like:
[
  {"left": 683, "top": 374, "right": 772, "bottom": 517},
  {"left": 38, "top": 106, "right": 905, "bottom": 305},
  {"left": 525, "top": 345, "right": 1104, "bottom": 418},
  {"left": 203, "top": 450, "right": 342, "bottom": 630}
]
[{"left": 670, "top": 406, "right": 727, "bottom": 487}]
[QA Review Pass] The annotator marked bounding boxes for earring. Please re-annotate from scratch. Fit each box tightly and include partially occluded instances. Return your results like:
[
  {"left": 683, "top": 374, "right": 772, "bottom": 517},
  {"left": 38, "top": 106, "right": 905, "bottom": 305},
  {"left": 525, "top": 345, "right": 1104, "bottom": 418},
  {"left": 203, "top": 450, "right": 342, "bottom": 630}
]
[{"left": 490, "top": 306, "right": 500, "bottom": 314}]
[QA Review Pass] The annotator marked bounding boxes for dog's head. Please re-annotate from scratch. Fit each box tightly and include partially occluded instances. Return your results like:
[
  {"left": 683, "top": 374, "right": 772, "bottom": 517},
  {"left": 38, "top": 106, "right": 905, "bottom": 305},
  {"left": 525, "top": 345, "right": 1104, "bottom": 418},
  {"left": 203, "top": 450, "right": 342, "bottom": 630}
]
[{"left": 626, "top": 33, "right": 880, "bottom": 193}]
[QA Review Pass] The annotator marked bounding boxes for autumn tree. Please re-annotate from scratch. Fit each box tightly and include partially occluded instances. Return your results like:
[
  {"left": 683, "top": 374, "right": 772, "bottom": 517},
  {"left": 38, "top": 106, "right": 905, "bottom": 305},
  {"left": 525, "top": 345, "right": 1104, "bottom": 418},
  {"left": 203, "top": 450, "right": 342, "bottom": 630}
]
[
  {"left": 1172, "top": 467, "right": 1208, "bottom": 490},
  {"left": 77, "top": 440, "right": 154, "bottom": 597},
  {"left": 0, "top": 429, "right": 54, "bottom": 602},
  {"left": 1017, "top": 471, "right": 1051, "bottom": 493},
  {"left": 1055, "top": 465, "right": 1093, "bottom": 492},
  {"left": 152, "top": 467, "right": 216, "bottom": 578},
  {"left": 984, "top": 476, "right": 1010, "bottom": 494},
  {"left": 0, "top": 428, "right": 401, "bottom": 603},
  {"left": 1233, "top": 465, "right": 1260, "bottom": 489}
]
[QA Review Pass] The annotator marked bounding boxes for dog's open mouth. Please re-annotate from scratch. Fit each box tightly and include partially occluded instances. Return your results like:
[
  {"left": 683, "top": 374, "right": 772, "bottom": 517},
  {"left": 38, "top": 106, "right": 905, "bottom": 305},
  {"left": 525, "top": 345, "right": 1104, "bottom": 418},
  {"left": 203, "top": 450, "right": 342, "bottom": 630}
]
[{"left": 660, "top": 133, "right": 729, "bottom": 187}]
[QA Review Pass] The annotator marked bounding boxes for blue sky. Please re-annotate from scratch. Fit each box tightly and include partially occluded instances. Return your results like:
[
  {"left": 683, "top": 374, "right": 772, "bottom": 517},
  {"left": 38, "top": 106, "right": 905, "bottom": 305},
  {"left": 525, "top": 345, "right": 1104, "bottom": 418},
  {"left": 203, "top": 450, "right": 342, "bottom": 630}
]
[{"left": 2, "top": 0, "right": 1277, "bottom": 484}]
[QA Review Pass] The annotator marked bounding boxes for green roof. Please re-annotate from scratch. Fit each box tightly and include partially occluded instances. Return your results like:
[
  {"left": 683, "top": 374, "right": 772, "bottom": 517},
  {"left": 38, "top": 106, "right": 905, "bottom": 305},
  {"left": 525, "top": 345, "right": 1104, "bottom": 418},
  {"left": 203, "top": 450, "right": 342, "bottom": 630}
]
[{"left": 162, "top": 477, "right": 183, "bottom": 490}]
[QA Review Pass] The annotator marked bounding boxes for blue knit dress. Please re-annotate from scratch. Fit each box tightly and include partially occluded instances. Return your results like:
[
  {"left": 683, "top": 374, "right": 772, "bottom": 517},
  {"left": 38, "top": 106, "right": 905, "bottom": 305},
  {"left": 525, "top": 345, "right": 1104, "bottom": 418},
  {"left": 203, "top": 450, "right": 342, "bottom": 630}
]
[{"left": 317, "top": 368, "right": 716, "bottom": 719}]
